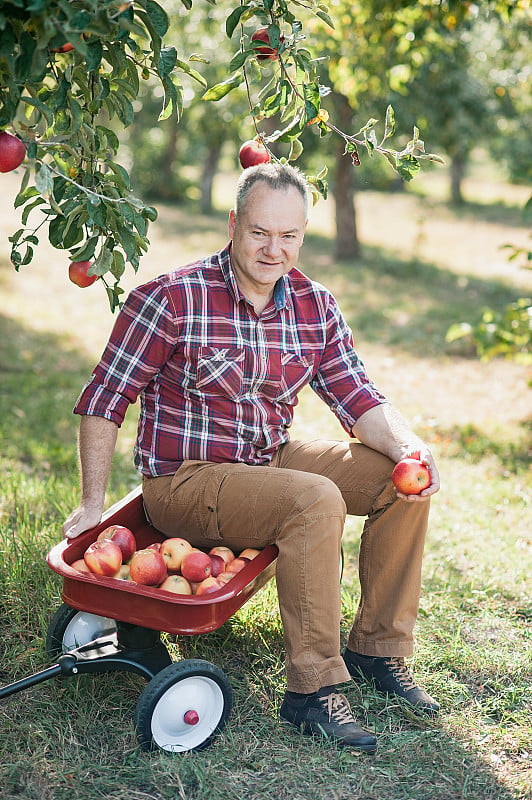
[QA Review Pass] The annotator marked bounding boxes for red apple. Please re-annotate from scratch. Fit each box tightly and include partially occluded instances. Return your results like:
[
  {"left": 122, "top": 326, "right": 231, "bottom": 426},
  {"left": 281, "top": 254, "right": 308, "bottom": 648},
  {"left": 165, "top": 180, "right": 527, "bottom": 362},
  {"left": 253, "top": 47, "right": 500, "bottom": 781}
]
[
  {"left": 97, "top": 524, "right": 136, "bottom": 562},
  {"left": 208, "top": 546, "right": 235, "bottom": 566},
  {"left": 146, "top": 541, "right": 162, "bottom": 552},
  {"left": 217, "top": 572, "right": 234, "bottom": 585},
  {"left": 225, "top": 556, "right": 249, "bottom": 575},
  {"left": 159, "top": 575, "right": 193, "bottom": 595},
  {"left": 251, "top": 27, "right": 283, "bottom": 60},
  {"left": 209, "top": 553, "right": 225, "bottom": 577},
  {"left": 114, "top": 564, "right": 131, "bottom": 580},
  {"left": 84, "top": 539, "right": 122, "bottom": 576},
  {"left": 129, "top": 548, "right": 167, "bottom": 586},
  {"left": 0, "top": 131, "right": 27, "bottom": 173},
  {"left": 392, "top": 458, "right": 431, "bottom": 495},
  {"left": 239, "top": 547, "right": 261, "bottom": 560},
  {"left": 161, "top": 537, "right": 193, "bottom": 571},
  {"left": 181, "top": 550, "right": 212, "bottom": 583},
  {"left": 195, "top": 576, "right": 222, "bottom": 595},
  {"left": 69, "top": 260, "right": 98, "bottom": 288},
  {"left": 51, "top": 42, "right": 74, "bottom": 53},
  {"left": 71, "top": 558, "right": 92, "bottom": 574},
  {"left": 238, "top": 139, "right": 271, "bottom": 169}
]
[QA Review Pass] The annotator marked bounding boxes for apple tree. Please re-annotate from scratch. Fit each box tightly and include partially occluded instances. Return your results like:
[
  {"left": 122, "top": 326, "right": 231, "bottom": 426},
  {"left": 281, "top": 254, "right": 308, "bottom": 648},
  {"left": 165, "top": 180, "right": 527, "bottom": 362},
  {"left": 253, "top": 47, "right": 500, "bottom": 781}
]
[{"left": 1, "top": 0, "right": 443, "bottom": 309}]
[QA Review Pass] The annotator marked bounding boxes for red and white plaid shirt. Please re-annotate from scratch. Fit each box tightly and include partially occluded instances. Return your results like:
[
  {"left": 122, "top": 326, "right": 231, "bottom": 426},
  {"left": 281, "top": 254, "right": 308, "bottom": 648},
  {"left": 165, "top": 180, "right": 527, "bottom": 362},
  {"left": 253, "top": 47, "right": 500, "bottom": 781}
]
[{"left": 74, "top": 244, "right": 386, "bottom": 476}]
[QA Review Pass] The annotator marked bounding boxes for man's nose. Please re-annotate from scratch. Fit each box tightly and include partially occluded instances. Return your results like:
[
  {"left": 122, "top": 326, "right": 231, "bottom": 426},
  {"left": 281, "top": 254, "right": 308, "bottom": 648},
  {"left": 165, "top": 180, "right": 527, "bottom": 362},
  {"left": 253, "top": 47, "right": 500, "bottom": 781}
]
[{"left": 263, "top": 236, "right": 282, "bottom": 256}]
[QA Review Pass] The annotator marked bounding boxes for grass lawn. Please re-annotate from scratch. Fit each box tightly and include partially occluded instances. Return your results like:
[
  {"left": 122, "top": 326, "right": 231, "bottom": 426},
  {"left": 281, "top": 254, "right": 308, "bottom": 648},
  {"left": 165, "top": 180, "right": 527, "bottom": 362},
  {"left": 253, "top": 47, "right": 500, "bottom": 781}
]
[{"left": 0, "top": 165, "right": 530, "bottom": 800}]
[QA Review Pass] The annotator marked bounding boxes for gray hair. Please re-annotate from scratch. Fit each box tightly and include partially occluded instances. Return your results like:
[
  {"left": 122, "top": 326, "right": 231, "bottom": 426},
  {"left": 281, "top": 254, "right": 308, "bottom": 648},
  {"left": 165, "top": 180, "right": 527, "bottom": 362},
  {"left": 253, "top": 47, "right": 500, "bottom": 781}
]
[{"left": 234, "top": 162, "right": 309, "bottom": 219}]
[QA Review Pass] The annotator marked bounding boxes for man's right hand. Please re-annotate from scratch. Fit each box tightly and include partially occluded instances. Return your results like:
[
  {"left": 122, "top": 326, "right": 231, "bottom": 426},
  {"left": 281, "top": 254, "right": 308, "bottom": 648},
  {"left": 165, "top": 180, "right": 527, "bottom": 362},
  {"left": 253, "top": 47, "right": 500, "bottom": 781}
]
[{"left": 62, "top": 502, "right": 103, "bottom": 539}]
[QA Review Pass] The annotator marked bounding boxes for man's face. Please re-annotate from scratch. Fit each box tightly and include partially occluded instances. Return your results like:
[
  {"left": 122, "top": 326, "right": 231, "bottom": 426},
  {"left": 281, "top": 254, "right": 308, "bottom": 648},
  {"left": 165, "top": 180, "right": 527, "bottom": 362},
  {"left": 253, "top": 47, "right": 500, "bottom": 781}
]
[{"left": 228, "top": 182, "right": 307, "bottom": 306}]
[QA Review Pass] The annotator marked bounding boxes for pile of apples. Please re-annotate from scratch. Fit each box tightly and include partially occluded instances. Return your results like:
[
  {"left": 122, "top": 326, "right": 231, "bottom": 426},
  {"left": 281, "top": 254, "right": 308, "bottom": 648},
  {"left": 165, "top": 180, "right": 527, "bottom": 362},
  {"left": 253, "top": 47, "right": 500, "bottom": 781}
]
[{"left": 71, "top": 525, "right": 260, "bottom": 596}]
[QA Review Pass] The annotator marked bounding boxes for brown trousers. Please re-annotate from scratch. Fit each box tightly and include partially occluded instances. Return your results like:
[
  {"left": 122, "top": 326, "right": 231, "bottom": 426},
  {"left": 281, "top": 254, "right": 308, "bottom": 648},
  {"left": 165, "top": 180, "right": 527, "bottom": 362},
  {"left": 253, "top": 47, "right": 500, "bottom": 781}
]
[{"left": 142, "top": 439, "right": 430, "bottom": 693}]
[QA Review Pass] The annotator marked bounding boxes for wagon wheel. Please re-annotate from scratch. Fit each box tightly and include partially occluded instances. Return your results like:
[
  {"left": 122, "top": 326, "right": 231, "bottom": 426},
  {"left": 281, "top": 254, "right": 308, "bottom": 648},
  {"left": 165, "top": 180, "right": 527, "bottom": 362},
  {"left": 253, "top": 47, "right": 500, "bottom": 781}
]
[
  {"left": 46, "top": 603, "right": 117, "bottom": 659},
  {"left": 134, "top": 659, "right": 233, "bottom": 753}
]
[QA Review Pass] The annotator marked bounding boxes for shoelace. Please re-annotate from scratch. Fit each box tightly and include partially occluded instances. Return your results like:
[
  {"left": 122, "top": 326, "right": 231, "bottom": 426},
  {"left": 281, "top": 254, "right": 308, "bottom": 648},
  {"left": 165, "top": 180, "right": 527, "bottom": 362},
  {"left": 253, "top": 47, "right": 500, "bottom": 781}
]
[
  {"left": 319, "top": 692, "right": 354, "bottom": 725},
  {"left": 384, "top": 657, "right": 417, "bottom": 691}
]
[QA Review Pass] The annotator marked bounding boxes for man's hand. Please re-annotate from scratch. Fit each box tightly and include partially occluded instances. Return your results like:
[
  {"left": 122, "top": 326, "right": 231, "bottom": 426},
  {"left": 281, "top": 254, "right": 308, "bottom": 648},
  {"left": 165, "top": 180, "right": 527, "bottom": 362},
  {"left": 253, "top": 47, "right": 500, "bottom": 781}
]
[
  {"left": 63, "top": 415, "right": 119, "bottom": 539},
  {"left": 395, "top": 449, "right": 440, "bottom": 503},
  {"left": 63, "top": 501, "right": 104, "bottom": 539}
]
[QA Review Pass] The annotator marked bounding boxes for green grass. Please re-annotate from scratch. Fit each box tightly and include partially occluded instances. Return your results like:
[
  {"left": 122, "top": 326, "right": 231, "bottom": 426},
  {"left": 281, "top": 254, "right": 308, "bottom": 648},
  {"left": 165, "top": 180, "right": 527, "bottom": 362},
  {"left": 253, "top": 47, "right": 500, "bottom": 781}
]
[{"left": 0, "top": 176, "right": 531, "bottom": 800}]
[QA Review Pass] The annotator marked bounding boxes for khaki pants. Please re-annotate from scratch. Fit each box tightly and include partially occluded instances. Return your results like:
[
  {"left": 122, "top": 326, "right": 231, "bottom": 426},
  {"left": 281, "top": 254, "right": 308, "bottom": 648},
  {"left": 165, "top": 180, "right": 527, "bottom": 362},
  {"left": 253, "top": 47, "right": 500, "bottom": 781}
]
[{"left": 142, "top": 439, "right": 430, "bottom": 693}]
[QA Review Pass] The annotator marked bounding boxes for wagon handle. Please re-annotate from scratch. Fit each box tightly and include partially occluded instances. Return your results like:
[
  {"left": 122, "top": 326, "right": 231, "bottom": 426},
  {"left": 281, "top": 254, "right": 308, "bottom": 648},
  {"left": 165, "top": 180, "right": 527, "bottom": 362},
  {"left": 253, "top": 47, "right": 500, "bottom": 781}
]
[{"left": 0, "top": 654, "right": 79, "bottom": 700}]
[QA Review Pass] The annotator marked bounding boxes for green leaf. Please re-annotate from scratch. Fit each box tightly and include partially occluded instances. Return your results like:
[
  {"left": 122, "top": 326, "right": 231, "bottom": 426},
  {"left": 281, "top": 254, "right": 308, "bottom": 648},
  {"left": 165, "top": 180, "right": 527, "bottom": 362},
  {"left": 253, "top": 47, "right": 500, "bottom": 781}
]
[
  {"left": 111, "top": 248, "right": 126, "bottom": 280},
  {"left": 86, "top": 40, "right": 103, "bottom": 73},
  {"left": 20, "top": 94, "right": 54, "bottom": 126},
  {"left": 91, "top": 244, "right": 114, "bottom": 276},
  {"left": 229, "top": 48, "right": 255, "bottom": 72},
  {"left": 175, "top": 58, "right": 207, "bottom": 88},
  {"left": 315, "top": 9, "right": 335, "bottom": 28},
  {"left": 21, "top": 197, "right": 46, "bottom": 226},
  {"left": 158, "top": 45, "right": 177, "bottom": 79},
  {"left": 226, "top": 5, "right": 250, "bottom": 38},
  {"left": 35, "top": 163, "right": 54, "bottom": 198},
  {"left": 158, "top": 75, "right": 177, "bottom": 121},
  {"left": 395, "top": 154, "right": 420, "bottom": 182},
  {"left": 70, "top": 235, "right": 99, "bottom": 262},
  {"left": 145, "top": 0, "right": 169, "bottom": 36},
  {"left": 383, "top": 105, "right": 395, "bottom": 142},
  {"left": 202, "top": 73, "right": 244, "bottom": 102}
]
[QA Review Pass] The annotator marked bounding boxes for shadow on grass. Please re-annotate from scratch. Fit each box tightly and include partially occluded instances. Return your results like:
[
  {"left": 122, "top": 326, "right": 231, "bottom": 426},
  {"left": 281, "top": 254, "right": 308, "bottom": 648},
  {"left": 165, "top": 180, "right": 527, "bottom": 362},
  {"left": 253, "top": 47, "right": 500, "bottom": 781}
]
[
  {"left": 301, "top": 229, "right": 523, "bottom": 359},
  {"left": 0, "top": 312, "right": 137, "bottom": 494}
]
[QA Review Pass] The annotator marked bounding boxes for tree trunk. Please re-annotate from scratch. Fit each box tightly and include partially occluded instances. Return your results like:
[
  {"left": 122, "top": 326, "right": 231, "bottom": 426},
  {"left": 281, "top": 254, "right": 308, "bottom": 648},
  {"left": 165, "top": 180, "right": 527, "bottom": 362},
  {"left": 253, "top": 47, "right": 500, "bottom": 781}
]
[
  {"left": 200, "top": 141, "right": 222, "bottom": 214},
  {"left": 333, "top": 95, "right": 360, "bottom": 260},
  {"left": 450, "top": 153, "right": 466, "bottom": 205}
]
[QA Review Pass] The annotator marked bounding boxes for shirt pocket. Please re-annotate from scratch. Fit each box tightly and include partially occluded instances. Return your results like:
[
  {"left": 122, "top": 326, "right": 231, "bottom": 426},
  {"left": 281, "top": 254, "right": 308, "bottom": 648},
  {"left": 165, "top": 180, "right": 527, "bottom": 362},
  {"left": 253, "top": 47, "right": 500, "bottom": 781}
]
[
  {"left": 276, "top": 352, "right": 316, "bottom": 404},
  {"left": 196, "top": 347, "right": 245, "bottom": 400}
]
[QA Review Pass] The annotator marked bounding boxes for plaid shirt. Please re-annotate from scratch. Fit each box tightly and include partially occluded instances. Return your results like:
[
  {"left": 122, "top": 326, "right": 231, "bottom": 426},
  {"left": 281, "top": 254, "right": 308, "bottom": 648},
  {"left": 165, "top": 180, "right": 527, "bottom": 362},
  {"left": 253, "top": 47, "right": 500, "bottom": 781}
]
[{"left": 74, "top": 244, "right": 386, "bottom": 476}]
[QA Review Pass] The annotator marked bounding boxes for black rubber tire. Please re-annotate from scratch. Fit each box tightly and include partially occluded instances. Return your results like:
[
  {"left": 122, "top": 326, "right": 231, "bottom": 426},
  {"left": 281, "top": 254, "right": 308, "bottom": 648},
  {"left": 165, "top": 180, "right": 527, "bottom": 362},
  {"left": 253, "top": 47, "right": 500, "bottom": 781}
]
[
  {"left": 133, "top": 659, "right": 233, "bottom": 753},
  {"left": 45, "top": 604, "right": 117, "bottom": 659}
]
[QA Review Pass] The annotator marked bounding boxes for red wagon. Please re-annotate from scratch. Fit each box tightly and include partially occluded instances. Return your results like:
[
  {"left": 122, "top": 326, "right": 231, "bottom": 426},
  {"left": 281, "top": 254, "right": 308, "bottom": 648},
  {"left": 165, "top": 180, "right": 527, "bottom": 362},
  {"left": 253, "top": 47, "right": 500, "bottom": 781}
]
[{"left": 0, "top": 486, "right": 278, "bottom": 753}]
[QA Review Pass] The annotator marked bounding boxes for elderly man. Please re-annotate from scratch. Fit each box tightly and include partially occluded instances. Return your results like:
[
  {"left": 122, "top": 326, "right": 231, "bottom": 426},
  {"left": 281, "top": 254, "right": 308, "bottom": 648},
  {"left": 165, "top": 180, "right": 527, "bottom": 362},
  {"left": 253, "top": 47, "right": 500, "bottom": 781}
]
[{"left": 64, "top": 163, "right": 440, "bottom": 753}]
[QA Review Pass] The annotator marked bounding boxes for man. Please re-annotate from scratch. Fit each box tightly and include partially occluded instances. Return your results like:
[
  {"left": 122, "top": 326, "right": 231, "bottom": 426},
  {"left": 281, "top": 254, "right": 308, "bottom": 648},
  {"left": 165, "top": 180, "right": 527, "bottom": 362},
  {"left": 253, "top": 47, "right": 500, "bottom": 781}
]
[{"left": 64, "top": 163, "right": 440, "bottom": 754}]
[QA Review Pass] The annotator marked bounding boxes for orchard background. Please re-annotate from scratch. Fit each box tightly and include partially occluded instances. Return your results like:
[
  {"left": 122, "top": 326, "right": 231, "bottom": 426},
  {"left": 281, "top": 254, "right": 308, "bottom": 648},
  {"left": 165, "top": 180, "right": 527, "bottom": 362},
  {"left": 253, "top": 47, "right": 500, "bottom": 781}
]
[{"left": 1, "top": 1, "right": 531, "bottom": 799}]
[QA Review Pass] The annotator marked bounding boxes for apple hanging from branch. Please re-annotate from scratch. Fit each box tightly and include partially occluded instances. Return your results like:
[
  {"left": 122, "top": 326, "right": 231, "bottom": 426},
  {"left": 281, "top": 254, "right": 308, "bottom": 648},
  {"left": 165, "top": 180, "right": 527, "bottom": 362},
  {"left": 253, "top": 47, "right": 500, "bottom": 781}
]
[
  {"left": 68, "top": 260, "right": 98, "bottom": 288},
  {"left": 0, "top": 131, "right": 27, "bottom": 173},
  {"left": 238, "top": 138, "right": 271, "bottom": 169}
]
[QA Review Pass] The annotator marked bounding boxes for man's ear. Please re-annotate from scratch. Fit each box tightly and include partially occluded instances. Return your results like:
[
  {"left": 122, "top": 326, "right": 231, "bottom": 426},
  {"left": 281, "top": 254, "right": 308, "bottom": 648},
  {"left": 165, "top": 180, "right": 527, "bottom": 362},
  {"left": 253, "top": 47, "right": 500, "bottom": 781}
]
[{"left": 228, "top": 209, "right": 236, "bottom": 239}]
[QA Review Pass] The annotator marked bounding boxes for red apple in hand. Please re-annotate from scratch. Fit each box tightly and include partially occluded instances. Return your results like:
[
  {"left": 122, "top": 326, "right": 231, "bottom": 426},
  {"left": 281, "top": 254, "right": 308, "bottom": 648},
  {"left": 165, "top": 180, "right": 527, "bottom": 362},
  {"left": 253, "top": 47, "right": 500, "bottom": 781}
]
[
  {"left": 181, "top": 551, "right": 212, "bottom": 583},
  {"left": 0, "top": 131, "right": 27, "bottom": 173},
  {"left": 69, "top": 261, "right": 97, "bottom": 287},
  {"left": 251, "top": 27, "right": 283, "bottom": 60},
  {"left": 97, "top": 524, "right": 136, "bottom": 562},
  {"left": 392, "top": 457, "right": 431, "bottom": 495},
  {"left": 84, "top": 539, "right": 122, "bottom": 576},
  {"left": 238, "top": 139, "right": 271, "bottom": 169},
  {"left": 129, "top": 548, "right": 167, "bottom": 586},
  {"left": 161, "top": 537, "right": 193, "bottom": 571}
]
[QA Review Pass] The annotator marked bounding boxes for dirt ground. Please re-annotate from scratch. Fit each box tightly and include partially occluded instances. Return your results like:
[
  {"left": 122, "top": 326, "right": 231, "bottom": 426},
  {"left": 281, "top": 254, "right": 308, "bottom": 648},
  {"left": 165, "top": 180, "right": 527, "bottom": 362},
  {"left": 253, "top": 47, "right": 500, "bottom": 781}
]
[{"left": 1, "top": 168, "right": 530, "bottom": 437}]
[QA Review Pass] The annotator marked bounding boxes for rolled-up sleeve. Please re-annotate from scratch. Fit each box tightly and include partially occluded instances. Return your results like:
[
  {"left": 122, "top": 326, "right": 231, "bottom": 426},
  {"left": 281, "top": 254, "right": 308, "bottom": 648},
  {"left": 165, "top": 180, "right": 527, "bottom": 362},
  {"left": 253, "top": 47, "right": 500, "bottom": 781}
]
[
  {"left": 310, "top": 292, "right": 386, "bottom": 433},
  {"left": 74, "top": 280, "right": 178, "bottom": 426}
]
